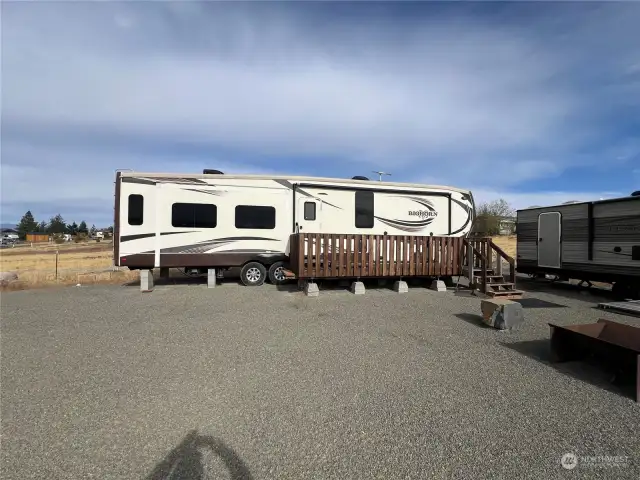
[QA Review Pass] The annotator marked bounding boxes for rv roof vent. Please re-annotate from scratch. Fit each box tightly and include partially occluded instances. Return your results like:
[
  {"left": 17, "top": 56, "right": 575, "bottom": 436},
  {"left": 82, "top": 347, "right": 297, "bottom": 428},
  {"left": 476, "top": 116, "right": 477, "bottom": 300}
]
[
  {"left": 631, "top": 190, "right": 640, "bottom": 197},
  {"left": 203, "top": 169, "right": 224, "bottom": 174},
  {"left": 562, "top": 200, "right": 580, "bottom": 204},
  {"left": 527, "top": 205, "right": 542, "bottom": 209},
  {"left": 352, "top": 175, "right": 370, "bottom": 181}
]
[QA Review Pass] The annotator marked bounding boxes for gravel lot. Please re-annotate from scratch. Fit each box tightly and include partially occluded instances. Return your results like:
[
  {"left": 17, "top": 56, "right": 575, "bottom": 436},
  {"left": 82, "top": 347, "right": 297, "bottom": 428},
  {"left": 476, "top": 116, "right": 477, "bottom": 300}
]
[{"left": 1, "top": 277, "right": 639, "bottom": 479}]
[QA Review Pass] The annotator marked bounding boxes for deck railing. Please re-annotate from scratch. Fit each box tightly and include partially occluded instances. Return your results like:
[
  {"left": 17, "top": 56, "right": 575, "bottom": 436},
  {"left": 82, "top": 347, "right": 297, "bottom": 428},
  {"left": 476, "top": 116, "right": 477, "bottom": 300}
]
[{"left": 289, "top": 233, "right": 464, "bottom": 279}]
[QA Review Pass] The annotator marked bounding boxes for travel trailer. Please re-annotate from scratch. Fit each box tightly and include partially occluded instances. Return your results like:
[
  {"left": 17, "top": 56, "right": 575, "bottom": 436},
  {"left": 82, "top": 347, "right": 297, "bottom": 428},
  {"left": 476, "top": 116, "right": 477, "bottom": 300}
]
[
  {"left": 113, "top": 170, "right": 475, "bottom": 286},
  {"left": 515, "top": 192, "right": 640, "bottom": 299}
]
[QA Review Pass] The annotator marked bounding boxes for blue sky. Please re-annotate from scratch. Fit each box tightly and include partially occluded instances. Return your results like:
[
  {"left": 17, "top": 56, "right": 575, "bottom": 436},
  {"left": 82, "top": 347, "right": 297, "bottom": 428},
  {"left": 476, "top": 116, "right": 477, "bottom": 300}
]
[{"left": 1, "top": 1, "right": 639, "bottom": 227}]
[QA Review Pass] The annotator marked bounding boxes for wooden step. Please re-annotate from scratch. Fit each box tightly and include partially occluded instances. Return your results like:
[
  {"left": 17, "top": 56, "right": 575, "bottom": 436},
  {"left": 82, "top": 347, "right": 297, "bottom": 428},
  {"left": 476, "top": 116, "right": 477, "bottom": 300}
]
[
  {"left": 473, "top": 275, "right": 506, "bottom": 283},
  {"left": 486, "top": 282, "right": 516, "bottom": 290},
  {"left": 487, "top": 289, "right": 524, "bottom": 299},
  {"left": 464, "top": 268, "right": 495, "bottom": 276}
]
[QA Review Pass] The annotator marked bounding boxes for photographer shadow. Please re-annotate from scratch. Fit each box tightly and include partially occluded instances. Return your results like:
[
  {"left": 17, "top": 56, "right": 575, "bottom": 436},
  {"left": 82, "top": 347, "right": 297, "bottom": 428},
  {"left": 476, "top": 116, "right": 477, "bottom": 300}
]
[{"left": 146, "top": 430, "right": 253, "bottom": 480}]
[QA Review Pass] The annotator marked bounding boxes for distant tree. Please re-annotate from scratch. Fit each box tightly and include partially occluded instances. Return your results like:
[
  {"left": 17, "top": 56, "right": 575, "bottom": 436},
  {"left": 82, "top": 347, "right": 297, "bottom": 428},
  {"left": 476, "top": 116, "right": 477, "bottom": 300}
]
[
  {"left": 476, "top": 199, "right": 514, "bottom": 218},
  {"left": 78, "top": 221, "right": 88, "bottom": 234},
  {"left": 37, "top": 221, "right": 48, "bottom": 233},
  {"left": 475, "top": 199, "right": 515, "bottom": 235},
  {"left": 90, "top": 224, "right": 97, "bottom": 236},
  {"left": 47, "top": 214, "right": 67, "bottom": 234},
  {"left": 67, "top": 222, "right": 78, "bottom": 235},
  {"left": 16, "top": 210, "right": 39, "bottom": 239},
  {"left": 106, "top": 225, "right": 114, "bottom": 233}
]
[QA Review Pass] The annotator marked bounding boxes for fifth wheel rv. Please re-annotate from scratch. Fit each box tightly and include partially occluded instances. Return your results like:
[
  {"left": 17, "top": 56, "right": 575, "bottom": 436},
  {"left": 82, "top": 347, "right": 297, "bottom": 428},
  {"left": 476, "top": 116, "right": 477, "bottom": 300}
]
[{"left": 114, "top": 170, "right": 476, "bottom": 286}]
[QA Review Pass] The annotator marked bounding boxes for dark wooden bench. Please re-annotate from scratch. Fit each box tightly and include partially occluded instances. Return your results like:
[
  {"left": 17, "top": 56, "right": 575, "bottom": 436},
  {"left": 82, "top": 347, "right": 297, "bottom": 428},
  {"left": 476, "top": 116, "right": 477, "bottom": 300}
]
[{"left": 549, "top": 319, "right": 640, "bottom": 402}]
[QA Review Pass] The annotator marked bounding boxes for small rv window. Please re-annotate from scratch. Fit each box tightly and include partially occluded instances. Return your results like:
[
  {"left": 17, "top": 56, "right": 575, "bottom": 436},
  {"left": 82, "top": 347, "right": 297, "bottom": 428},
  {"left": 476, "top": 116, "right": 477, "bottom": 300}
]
[
  {"left": 355, "top": 191, "right": 374, "bottom": 228},
  {"left": 235, "top": 205, "right": 276, "bottom": 229},
  {"left": 304, "top": 202, "right": 316, "bottom": 221},
  {"left": 171, "top": 203, "right": 217, "bottom": 228},
  {"left": 128, "top": 194, "right": 144, "bottom": 226}
]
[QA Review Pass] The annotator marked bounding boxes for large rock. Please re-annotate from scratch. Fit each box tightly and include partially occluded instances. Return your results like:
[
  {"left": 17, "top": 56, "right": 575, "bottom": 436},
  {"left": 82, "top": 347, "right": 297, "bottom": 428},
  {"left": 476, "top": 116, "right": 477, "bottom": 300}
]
[{"left": 481, "top": 298, "right": 524, "bottom": 330}]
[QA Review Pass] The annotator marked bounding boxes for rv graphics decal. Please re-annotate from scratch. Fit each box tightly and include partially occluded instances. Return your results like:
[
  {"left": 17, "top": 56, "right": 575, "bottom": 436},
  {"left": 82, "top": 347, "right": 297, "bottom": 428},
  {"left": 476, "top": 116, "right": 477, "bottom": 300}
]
[
  {"left": 157, "top": 236, "right": 281, "bottom": 254},
  {"left": 273, "top": 179, "right": 343, "bottom": 210},
  {"left": 449, "top": 197, "right": 474, "bottom": 235},
  {"left": 374, "top": 196, "right": 440, "bottom": 233}
]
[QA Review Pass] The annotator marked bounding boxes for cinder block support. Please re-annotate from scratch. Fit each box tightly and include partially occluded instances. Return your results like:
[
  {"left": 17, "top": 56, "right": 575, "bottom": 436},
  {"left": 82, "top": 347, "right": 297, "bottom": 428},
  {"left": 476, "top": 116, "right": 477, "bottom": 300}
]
[
  {"left": 304, "top": 282, "right": 319, "bottom": 297},
  {"left": 430, "top": 280, "right": 447, "bottom": 292},
  {"left": 351, "top": 281, "right": 365, "bottom": 295},
  {"left": 481, "top": 299, "right": 525, "bottom": 330},
  {"left": 207, "top": 268, "right": 217, "bottom": 288},
  {"left": 140, "top": 269, "right": 154, "bottom": 293},
  {"left": 393, "top": 280, "right": 409, "bottom": 293}
]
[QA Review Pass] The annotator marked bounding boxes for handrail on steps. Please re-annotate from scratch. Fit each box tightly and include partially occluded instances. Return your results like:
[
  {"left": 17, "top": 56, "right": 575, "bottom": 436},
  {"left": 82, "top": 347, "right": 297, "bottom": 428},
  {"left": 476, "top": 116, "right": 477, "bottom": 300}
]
[{"left": 463, "top": 237, "right": 516, "bottom": 294}]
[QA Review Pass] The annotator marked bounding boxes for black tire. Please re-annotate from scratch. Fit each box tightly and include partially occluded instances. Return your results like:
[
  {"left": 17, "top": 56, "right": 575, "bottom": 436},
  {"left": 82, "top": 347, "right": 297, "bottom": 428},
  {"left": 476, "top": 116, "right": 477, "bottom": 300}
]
[
  {"left": 240, "top": 262, "right": 266, "bottom": 287},
  {"left": 441, "top": 276, "right": 455, "bottom": 287},
  {"left": 268, "top": 261, "right": 289, "bottom": 285},
  {"left": 611, "top": 281, "right": 628, "bottom": 300}
]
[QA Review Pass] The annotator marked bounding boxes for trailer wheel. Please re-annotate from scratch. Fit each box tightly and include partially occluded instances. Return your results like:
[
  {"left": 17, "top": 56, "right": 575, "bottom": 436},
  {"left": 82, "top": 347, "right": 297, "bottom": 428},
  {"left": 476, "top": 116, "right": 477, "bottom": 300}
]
[
  {"left": 240, "top": 262, "right": 266, "bottom": 287},
  {"left": 268, "top": 261, "right": 288, "bottom": 285},
  {"left": 612, "top": 281, "right": 626, "bottom": 299}
]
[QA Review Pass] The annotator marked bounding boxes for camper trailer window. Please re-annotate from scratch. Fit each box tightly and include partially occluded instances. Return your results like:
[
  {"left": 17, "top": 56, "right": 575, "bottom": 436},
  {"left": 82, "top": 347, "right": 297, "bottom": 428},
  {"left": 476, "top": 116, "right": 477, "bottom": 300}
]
[
  {"left": 128, "top": 194, "right": 144, "bottom": 225},
  {"left": 171, "top": 203, "right": 217, "bottom": 228},
  {"left": 355, "top": 191, "right": 374, "bottom": 228},
  {"left": 235, "top": 205, "right": 276, "bottom": 229},
  {"left": 304, "top": 202, "right": 316, "bottom": 221}
]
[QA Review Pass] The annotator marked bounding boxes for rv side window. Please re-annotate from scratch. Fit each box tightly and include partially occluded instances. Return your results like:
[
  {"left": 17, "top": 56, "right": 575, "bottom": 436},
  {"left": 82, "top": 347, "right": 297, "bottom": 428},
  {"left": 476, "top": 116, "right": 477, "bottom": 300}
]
[
  {"left": 355, "top": 191, "right": 374, "bottom": 228},
  {"left": 171, "top": 203, "right": 217, "bottom": 228},
  {"left": 235, "top": 205, "right": 276, "bottom": 229},
  {"left": 304, "top": 202, "right": 316, "bottom": 221},
  {"left": 128, "top": 194, "right": 144, "bottom": 226}
]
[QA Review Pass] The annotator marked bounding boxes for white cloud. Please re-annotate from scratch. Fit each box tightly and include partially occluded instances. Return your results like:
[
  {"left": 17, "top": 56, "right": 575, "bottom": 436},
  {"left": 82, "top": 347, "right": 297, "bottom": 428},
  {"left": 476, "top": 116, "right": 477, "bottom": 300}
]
[
  {"left": 1, "top": 2, "right": 639, "bottom": 222},
  {"left": 472, "top": 188, "right": 627, "bottom": 212},
  {"left": 0, "top": 141, "right": 275, "bottom": 224}
]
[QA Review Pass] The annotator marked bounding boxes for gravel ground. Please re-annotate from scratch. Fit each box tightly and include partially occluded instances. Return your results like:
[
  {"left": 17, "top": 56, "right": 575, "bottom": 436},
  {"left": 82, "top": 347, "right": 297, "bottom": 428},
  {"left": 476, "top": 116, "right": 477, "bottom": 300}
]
[{"left": 1, "top": 276, "right": 639, "bottom": 479}]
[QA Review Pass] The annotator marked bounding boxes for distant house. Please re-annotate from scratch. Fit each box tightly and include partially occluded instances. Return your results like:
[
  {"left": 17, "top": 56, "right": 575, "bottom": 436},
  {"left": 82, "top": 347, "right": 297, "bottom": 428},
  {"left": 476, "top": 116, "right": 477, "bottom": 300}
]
[
  {"left": 26, "top": 232, "right": 50, "bottom": 243},
  {"left": 497, "top": 216, "right": 516, "bottom": 235}
]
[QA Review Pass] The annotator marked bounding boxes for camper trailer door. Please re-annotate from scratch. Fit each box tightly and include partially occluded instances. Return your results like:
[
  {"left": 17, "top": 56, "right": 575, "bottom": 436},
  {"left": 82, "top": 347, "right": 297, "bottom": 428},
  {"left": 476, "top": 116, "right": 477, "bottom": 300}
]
[
  {"left": 296, "top": 197, "right": 321, "bottom": 233},
  {"left": 537, "top": 212, "right": 561, "bottom": 268}
]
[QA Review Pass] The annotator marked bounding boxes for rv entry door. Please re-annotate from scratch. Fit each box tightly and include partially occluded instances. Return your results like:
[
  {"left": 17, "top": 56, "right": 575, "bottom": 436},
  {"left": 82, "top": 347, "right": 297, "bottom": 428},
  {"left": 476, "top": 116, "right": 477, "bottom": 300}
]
[
  {"left": 296, "top": 197, "right": 321, "bottom": 233},
  {"left": 537, "top": 212, "right": 561, "bottom": 268}
]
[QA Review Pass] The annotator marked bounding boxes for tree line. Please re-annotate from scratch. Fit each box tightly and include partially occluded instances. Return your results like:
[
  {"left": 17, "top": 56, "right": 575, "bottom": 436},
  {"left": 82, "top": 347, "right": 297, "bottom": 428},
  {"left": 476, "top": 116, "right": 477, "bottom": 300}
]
[{"left": 14, "top": 211, "right": 113, "bottom": 240}]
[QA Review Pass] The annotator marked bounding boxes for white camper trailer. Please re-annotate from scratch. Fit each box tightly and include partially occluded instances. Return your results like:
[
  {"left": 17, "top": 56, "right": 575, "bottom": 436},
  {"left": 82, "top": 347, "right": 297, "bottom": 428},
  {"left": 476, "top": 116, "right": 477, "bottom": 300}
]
[
  {"left": 516, "top": 192, "right": 640, "bottom": 299},
  {"left": 114, "top": 170, "right": 475, "bottom": 286}
]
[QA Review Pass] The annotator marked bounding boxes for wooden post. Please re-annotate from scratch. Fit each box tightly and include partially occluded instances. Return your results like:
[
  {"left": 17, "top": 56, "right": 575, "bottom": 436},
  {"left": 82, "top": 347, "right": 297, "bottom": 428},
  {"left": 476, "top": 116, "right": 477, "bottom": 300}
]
[{"left": 468, "top": 244, "right": 474, "bottom": 279}]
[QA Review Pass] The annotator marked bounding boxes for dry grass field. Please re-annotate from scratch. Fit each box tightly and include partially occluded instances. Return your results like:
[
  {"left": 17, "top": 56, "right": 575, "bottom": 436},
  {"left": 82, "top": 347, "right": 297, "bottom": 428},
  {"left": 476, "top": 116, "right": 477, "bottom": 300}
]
[
  {"left": 490, "top": 235, "right": 517, "bottom": 258},
  {"left": 0, "top": 241, "right": 137, "bottom": 290},
  {"left": 1, "top": 236, "right": 519, "bottom": 291}
]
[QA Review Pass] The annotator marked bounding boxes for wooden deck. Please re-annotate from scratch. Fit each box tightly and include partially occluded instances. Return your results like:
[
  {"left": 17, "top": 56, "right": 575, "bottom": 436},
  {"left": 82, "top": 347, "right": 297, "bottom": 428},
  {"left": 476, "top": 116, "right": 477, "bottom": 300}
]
[
  {"left": 289, "top": 233, "right": 463, "bottom": 279},
  {"left": 287, "top": 233, "right": 523, "bottom": 298}
]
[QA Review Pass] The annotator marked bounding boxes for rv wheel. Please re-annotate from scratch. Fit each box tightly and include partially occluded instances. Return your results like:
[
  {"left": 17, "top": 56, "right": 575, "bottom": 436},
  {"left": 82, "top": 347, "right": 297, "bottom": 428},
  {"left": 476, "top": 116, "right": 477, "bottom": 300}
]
[
  {"left": 268, "top": 261, "right": 288, "bottom": 285},
  {"left": 240, "top": 262, "right": 266, "bottom": 287}
]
